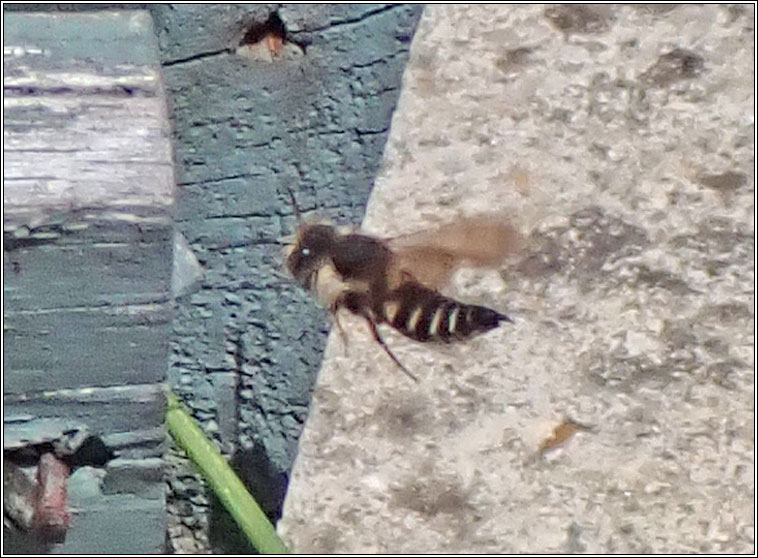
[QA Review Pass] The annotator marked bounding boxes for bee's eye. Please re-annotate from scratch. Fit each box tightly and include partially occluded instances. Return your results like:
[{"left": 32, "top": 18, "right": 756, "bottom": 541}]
[{"left": 301, "top": 248, "right": 311, "bottom": 256}]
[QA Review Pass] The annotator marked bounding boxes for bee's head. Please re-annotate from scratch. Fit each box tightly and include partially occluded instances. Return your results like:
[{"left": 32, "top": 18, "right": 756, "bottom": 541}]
[{"left": 283, "top": 223, "right": 337, "bottom": 284}]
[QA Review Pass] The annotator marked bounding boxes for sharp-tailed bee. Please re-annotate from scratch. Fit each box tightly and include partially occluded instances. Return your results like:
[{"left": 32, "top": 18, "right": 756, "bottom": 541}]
[{"left": 282, "top": 188, "right": 521, "bottom": 382}]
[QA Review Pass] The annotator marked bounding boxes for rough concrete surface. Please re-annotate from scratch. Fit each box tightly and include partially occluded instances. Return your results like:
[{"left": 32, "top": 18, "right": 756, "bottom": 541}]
[{"left": 279, "top": 5, "right": 754, "bottom": 554}]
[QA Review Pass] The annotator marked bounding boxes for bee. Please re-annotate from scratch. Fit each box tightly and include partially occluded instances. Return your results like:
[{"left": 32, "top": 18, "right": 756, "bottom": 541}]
[{"left": 282, "top": 189, "right": 521, "bottom": 382}]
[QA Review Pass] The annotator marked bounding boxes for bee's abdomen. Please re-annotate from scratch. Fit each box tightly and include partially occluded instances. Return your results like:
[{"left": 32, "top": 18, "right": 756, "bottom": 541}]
[{"left": 381, "top": 283, "right": 511, "bottom": 343}]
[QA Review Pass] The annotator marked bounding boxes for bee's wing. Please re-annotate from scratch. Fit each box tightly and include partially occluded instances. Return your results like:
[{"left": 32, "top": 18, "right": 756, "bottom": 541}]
[{"left": 385, "top": 215, "right": 522, "bottom": 290}]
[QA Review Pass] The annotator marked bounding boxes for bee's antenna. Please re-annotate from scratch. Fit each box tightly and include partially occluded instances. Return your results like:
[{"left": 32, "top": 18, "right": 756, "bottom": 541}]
[{"left": 283, "top": 184, "right": 303, "bottom": 225}]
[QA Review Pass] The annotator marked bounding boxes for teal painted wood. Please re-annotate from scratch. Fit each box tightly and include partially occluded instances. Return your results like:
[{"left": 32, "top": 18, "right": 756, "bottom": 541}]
[
  {"left": 149, "top": 3, "right": 424, "bottom": 552},
  {"left": 3, "top": 11, "right": 172, "bottom": 554},
  {"left": 3, "top": 4, "right": 425, "bottom": 553}
]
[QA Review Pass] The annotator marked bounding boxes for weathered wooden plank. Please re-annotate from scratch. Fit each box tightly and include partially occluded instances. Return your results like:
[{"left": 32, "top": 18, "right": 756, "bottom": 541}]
[
  {"left": 3, "top": 13, "right": 173, "bottom": 229},
  {"left": 4, "top": 302, "right": 170, "bottom": 389},
  {"left": 5, "top": 4, "right": 426, "bottom": 553},
  {"left": 4, "top": 220, "right": 173, "bottom": 311},
  {"left": 3, "top": 385, "right": 166, "bottom": 449},
  {"left": 3, "top": 10, "right": 173, "bottom": 554}
]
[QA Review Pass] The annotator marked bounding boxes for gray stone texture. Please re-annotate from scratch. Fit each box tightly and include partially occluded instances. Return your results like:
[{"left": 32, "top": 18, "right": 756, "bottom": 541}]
[
  {"left": 148, "top": 3, "right": 424, "bottom": 552},
  {"left": 279, "top": 5, "right": 754, "bottom": 554}
]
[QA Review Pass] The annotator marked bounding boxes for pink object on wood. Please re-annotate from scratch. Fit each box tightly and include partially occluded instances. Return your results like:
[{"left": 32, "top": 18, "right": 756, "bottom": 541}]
[{"left": 33, "top": 453, "right": 71, "bottom": 538}]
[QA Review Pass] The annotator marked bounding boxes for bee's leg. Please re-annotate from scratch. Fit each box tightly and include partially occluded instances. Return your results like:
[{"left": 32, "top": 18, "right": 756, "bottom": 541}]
[
  {"left": 328, "top": 300, "right": 350, "bottom": 356},
  {"left": 363, "top": 315, "right": 419, "bottom": 383},
  {"left": 334, "top": 291, "right": 419, "bottom": 383}
]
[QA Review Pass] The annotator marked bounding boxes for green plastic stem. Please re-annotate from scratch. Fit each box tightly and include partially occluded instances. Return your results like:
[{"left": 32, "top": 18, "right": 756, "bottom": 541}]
[{"left": 166, "top": 392, "right": 291, "bottom": 554}]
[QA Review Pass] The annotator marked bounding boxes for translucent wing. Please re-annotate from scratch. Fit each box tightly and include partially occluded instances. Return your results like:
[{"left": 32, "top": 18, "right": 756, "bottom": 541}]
[{"left": 386, "top": 215, "right": 522, "bottom": 290}]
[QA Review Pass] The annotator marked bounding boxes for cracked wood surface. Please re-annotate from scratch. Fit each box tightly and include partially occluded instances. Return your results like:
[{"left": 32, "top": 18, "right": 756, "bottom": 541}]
[
  {"left": 3, "top": 11, "right": 171, "bottom": 554},
  {"left": 3, "top": 12, "right": 173, "bottom": 230}
]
